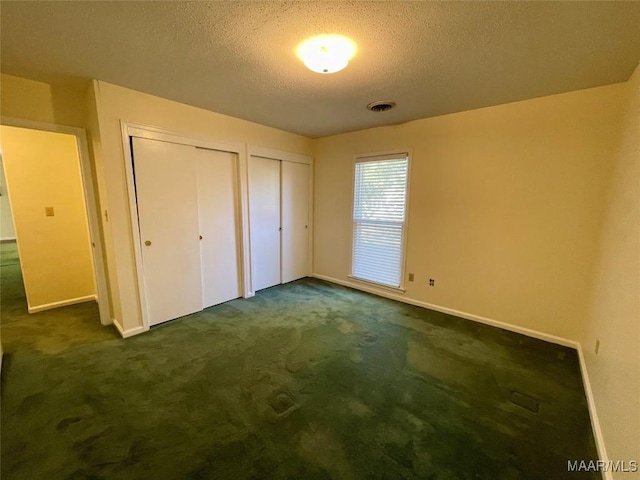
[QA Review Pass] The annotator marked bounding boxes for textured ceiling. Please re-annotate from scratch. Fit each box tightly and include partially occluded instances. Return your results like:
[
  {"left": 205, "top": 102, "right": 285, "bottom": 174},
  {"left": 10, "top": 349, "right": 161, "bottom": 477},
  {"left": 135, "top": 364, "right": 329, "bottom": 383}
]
[{"left": 2, "top": 1, "right": 640, "bottom": 138}]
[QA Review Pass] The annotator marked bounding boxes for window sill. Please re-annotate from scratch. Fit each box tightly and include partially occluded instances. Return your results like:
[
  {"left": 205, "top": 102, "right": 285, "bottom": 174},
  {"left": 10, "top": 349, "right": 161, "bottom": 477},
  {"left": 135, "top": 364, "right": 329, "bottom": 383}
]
[{"left": 347, "top": 275, "right": 406, "bottom": 294}]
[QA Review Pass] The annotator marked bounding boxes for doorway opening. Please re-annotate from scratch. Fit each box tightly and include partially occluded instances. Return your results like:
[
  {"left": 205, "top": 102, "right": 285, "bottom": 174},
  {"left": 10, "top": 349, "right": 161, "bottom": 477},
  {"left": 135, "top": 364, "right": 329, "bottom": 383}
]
[
  {"left": 0, "top": 156, "right": 25, "bottom": 318},
  {"left": 0, "top": 120, "right": 110, "bottom": 325}
]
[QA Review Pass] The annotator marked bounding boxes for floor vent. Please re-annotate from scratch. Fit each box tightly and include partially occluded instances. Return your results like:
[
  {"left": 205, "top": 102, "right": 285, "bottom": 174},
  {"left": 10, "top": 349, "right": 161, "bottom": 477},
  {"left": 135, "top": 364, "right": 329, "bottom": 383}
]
[
  {"left": 511, "top": 391, "right": 539, "bottom": 413},
  {"left": 269, "top": 391, "right": 295, "bottom": 415}
]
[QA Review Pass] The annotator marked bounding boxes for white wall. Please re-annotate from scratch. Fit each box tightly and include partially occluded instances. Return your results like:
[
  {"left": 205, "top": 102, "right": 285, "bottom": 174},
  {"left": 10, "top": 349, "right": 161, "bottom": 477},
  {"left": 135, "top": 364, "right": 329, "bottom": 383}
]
[
  {"left": 0, "top": 125, "right": 96, "bottom": 310},
  {"left": 90, "top": 81, "right": 313, "bottom": 332},
  {"left": 581, "top": 64, "right": 640, "bottom": 476},
  {"left": 313, "top": 83, "right": 624, "bottom": 342}
]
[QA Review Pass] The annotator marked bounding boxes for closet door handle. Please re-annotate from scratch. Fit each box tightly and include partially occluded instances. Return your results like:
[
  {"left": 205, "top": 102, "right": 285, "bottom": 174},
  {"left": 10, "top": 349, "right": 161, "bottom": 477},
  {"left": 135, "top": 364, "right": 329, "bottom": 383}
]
[
  {"left": 199, "top": 235, "right": 203, "bottom": 240},
  {"left": 144, "top": 240, "right": 152, "bottom": 246}
]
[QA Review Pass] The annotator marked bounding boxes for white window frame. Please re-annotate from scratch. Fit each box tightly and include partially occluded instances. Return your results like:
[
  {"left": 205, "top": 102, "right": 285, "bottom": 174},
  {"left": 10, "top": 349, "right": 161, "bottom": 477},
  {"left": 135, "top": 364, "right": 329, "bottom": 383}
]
[{"left": 349, "top": 150, "right": 411, "bottom": 292}]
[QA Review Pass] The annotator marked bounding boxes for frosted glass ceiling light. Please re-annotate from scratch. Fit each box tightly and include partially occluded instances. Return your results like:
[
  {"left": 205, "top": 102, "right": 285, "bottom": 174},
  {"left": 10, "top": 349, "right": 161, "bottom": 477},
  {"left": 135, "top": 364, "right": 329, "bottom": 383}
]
[{"left": 297, "top": 35, "right": 356, "bottom": 74}]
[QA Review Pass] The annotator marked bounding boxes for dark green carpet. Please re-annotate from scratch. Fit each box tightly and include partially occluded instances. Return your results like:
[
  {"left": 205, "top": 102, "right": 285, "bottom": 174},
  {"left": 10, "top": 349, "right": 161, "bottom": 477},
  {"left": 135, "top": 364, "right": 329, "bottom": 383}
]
[{"left": 1, "top": 242, "right": 599, "bottom": 479}]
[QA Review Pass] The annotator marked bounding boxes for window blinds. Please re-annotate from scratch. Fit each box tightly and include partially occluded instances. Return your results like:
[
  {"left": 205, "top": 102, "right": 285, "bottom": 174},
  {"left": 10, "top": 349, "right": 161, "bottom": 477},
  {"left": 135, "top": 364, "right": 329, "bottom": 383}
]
[{"left": 352, "top": 156, "right": 408, "bottom": 287}]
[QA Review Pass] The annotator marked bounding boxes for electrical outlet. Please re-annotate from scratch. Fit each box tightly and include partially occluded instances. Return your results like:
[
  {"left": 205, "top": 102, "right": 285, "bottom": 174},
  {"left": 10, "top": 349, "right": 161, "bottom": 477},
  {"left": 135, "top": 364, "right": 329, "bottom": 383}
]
[
  {"left": 408, "top": 273, "right": 415, "bottom": 282},
  {"left": 45, "top": 206, "right": 55, "bottom": 217},
  {"left": 429, "top": 278, "right": 435, "bottom": 286},
  {"left": 595, "top": 339, "right": 600, "bottom": 355}
]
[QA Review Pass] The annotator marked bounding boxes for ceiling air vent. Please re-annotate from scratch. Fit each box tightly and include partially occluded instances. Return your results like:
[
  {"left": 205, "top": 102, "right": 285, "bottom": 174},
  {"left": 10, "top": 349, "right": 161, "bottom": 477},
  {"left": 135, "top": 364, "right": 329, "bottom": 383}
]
[{"left": 367, "top": 101, "right": 396, "bottom": 112}]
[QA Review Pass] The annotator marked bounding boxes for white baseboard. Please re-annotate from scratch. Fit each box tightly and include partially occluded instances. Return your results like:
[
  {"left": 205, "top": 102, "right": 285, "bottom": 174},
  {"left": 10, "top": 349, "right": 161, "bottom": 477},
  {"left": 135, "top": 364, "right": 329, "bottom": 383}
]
[
  {"left": 28, "top": 294, "right": 97, "bottom": 313},
  {"left": 112, "top": 318, "right": 147, "bottom": 339},
  {"left": 576, "top": 345, "right": 611, "bottom": 480},
  {"left": 312, "top": 273, "right": 576, "bottom": 347},
  {"left": 0, "top": 237, "right": 16, "bottom": 242}
]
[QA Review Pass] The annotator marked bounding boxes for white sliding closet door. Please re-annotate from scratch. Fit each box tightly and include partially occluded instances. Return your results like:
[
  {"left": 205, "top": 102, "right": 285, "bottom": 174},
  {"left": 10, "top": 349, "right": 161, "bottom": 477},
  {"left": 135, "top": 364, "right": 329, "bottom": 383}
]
[
  {"left": 197, "top": 148, "right": 241, "bottom": 307},
  {"left": 132, "top": 137, "right": 203, "bottom": 326},
  {"left": 281, "top": 162, "right": 310, "bottom": 283},
  {"left": 249, "top": 156, "right": 281, "bottom": 291}
]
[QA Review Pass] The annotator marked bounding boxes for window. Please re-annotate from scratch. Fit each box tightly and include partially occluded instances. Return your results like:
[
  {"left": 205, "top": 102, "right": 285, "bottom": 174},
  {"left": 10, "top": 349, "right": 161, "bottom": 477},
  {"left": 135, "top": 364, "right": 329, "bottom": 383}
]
[{"left": 351, "top": 153, "right": 409, "bottom": 288}]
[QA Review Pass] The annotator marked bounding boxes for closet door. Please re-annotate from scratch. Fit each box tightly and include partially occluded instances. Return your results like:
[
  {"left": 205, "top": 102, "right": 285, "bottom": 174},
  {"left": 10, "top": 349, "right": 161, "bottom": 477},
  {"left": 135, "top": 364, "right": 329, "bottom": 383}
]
[
  {"left": 281, "top": 162, "right": 310, "bottom": 283},
  {"left": 249, "top": 156, "right": 281, "bottom": 291},
  {"left": 196, "top": 148, "right": 241, "bottom": 307},
  {"left": 132, "top": 137, "right": 203, "bottom": 326}
]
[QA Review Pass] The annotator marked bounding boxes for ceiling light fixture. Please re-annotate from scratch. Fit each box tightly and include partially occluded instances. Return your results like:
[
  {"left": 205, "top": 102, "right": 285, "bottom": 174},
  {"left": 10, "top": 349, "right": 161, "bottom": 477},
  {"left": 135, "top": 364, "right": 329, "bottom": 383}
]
[{"left": 296, "top": 35, "right": 356, "bottom": 74}]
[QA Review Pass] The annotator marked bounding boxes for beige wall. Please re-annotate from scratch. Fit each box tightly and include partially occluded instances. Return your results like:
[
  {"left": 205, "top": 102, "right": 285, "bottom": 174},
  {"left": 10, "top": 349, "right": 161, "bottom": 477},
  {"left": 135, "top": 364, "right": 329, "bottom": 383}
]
[
  {"left": 1, "top": 73, "right": 110, "bottom": 322},
  {"left": 1, "top": 74, "right": 87, "bottom": 128},
  {"left": 313, "top": 83, "right": 625, "bottom": 341},
  {"left": 3, "top": 70, "right": 636, "bottom": 467},
  {"left": 91, "top": 80, "right": 313, "bottom": 331},
  {"left": 0, "top": 126, "right": 96, "bottom": 310},
  {"left": 581, "top": 64, "right": 639, "bottom": 475},
  {"left": 84, "top": 82, "right": 116, "bottom": 320}
]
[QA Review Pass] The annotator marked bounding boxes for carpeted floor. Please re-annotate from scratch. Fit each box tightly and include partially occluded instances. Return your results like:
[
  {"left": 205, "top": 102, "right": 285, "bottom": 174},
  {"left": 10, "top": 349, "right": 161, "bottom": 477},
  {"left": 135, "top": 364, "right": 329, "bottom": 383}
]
[{"left": 1, "top": 241, "right": 599, "bottom": 479}]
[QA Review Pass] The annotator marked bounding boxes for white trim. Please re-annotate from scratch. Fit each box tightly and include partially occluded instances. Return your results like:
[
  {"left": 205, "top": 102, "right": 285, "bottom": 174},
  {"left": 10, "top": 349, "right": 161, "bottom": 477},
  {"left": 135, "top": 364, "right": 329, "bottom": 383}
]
[
  {"left": 120, "top": 123, "right": 151, "bottom": 331},
  {"left": 312, "top": 273, "right": 577, "bottom": 347},
  {"left": 350, "top": 149, "right": 412, "bottom": 291},
  {"left": 112, "top": 317, "right": 147, "bottom": 339},
  {"left": 121, "top": 121, "right": 250, "bottom": 329},
  {"left": 2, "top": 116, "right": 81, "bottom": 137},
  {"left": 576, "top": 345, "right": 612, "bottom": 479},
  {"left": 28, "top": 295, "right": 97, "bottom": 314},
  {"left": 237, "top": 144, "right": 253, "bottom": 299},
  {"left": 75, "top": 125, "right": 111, "bottom": 326},
  {"left": 353, "top": 149, "right": 413, "bottom": 162},
  {"left": 244, "top": 150, "right": 261, "bottom": 297},
  {"left": 246, "top": 145, "right": 314, "bottom": 295},
  {"left": 307, "top": 156, "right": 314, "bottom": 277},
  {"left": 0, "top": 116, "right": 112, "bottom": 326},
  {"left": 125, "top": 122, "right": 242, "bottom": 154},
  {"left": 347, "top": 274, "right": 406, "bottom": 293},
  {"left": 249, "top": 145, "right": 312, "bottom": 165}
]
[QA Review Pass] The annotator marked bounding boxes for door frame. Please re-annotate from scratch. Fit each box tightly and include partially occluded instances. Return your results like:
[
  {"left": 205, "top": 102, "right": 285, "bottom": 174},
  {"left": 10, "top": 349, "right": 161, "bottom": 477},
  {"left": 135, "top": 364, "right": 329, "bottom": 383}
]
[
  {"left": 0, "top": 116, "right": 112, "bottom": 325},
  {"left": 121, "top": 121, "right": 248, "bottom": 330},
  {"left": 247, "top": 145, "right": 313, "bottom": 296}
]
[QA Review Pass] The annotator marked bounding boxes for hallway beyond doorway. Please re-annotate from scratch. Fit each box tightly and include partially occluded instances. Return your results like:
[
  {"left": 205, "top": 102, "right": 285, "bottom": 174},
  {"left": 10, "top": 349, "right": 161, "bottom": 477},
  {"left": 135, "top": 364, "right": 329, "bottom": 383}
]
[{"left": 0, "top": 240, "right": 108, "bottom": 354}]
